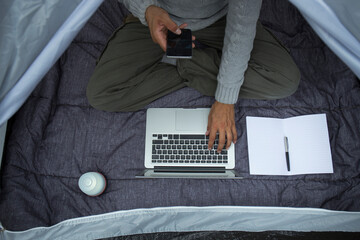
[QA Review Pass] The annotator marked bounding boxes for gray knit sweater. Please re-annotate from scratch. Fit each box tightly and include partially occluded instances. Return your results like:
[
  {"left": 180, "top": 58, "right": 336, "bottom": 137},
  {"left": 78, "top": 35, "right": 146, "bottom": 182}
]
[{"left": 119, "top": 0, "right": 262, "bottom": 104}]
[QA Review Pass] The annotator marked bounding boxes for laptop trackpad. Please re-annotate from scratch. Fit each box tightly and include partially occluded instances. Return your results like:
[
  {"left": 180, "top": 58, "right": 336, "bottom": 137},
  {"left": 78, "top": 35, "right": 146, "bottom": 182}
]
[{"left": 175, "top": 109, "right": 205, "bottom": 131}]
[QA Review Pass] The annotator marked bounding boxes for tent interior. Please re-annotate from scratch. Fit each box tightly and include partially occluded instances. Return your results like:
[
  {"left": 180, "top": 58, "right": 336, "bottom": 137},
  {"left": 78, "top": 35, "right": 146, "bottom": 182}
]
[{"left": 1, "top": 0, "right": 360, "bottom": 239}]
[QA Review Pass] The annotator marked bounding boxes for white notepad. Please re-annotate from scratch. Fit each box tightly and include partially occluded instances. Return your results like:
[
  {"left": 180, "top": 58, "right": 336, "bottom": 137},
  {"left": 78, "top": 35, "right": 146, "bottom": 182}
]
[{"left": 246, "top": 114, "right": 333, "bottom": 175}]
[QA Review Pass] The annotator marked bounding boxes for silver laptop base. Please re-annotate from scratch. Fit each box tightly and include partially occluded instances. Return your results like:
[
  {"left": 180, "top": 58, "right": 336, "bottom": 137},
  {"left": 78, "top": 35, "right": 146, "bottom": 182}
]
[{"left": 136, "top": 167, "right": 243, "bottom": 179}]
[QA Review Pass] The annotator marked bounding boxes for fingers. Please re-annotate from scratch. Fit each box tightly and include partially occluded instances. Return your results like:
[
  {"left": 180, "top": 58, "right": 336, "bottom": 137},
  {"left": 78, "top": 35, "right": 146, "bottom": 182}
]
[
  {"left": 175, "top": 23, "right": 196, "bottom": 48},
  {"left": 164, "top": 18, "right": 181, "bottom": 35},
  {"left": 217, "top": 129, "right": 226, "bottom": 153},
  {"left": 206, "top": 121, "right": 211, "bottom": 136},
  {"left": 225, "top": 128, "right": 232, "bottom": 150},
  {"left": 179, "top": 23, "right": 187, "bottom": 30},
  {"left": 208, "top": 126, "right": 217, "bottom": 150},
  {"left": 146, "top": 6, "right": 196, "bottom": 52},
  {"left": 156, "top": 22, "right": 192, "bottom": 51},
  {"left": 157, "top": 31, "right": 167, "bottom": 52},
  {"left": 232, "top": 124, "right": 237, "bottom": 144},
  {"left": 207, "top": 101, "right": 237, "bottom": 152},
  {"left": 208, "top": 128, "right": 233, "bottom": 153},
  {"left": 146, "top": 6, "right": 181, "bottom": 51},
  {"left": 206, "top": 118, "right": 212, "bottom": 147}
]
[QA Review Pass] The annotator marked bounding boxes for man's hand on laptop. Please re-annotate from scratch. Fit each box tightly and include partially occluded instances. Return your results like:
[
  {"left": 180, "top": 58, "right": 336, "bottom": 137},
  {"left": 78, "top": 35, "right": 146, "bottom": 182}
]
[{"left": 206, "top": 101, "right": 237, "bottom": 153}]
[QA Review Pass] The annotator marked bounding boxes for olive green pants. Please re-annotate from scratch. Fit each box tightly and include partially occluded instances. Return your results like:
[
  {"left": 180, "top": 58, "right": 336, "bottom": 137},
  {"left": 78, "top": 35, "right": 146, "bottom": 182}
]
[{"left": 87, "top": 17, "right": 300, "bottom": 112}]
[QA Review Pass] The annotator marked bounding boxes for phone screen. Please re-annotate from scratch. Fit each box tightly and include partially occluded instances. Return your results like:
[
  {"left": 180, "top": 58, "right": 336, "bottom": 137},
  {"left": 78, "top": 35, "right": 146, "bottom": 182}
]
[{"left": 166, "top": 29, "right": 192, "bottom": 59}]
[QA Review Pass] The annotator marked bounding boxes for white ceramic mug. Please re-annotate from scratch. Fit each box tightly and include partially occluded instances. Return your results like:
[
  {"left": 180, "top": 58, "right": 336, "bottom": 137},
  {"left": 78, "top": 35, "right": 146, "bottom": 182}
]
[{"left": 78, "top": 172, "right": 106, "bottom": 196}]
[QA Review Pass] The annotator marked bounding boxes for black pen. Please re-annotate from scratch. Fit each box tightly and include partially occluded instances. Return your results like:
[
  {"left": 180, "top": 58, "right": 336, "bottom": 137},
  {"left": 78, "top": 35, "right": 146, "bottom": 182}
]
[{"left": 284, "top": 136, "right": 290, "bottom": 171}]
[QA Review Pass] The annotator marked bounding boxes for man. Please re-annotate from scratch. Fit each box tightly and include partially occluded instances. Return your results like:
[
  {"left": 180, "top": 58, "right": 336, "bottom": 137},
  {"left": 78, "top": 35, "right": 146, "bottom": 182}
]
[{"left": 87, "top": 0, "right": 300, "bottom": 153}]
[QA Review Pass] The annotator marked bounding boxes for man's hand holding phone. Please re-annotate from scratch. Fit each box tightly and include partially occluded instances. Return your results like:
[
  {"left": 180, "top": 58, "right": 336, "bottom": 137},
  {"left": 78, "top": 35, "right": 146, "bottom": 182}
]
[{"left": 145, "top": 5, "right": 195, "bottom": 52}]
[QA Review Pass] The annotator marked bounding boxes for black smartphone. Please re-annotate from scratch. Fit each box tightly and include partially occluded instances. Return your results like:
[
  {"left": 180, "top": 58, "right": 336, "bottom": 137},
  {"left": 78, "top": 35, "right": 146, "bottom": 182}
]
[{"left": 166, "top": 29, "right": 192, "bottom": 59}]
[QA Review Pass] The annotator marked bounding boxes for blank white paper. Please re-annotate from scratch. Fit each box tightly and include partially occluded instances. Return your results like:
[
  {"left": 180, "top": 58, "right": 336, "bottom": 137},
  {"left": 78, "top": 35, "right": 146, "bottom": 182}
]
[{"left": 246, "top": 114, "right": 333, "bottom": 175}]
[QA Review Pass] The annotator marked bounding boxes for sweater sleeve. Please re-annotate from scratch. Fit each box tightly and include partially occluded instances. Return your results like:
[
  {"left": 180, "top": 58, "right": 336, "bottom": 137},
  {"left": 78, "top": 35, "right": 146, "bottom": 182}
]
[
  {"left": 119, "top": 0, "right": 158, "bottom": 26},
  {"left": 215, "top": 0, "right": 262, "bottom": 104}
]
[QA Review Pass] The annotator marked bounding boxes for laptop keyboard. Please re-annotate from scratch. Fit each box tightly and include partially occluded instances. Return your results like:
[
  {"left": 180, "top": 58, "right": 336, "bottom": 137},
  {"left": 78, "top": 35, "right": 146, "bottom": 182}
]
[{"left": 151, "top": 134, "right": 228, "bottom": 164}]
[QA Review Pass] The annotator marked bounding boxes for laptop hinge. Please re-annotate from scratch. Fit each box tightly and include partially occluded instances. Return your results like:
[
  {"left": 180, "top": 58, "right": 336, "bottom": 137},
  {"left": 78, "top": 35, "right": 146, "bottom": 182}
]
[{"left": 154, "top": 166, "right": 226, "bottom": 173}]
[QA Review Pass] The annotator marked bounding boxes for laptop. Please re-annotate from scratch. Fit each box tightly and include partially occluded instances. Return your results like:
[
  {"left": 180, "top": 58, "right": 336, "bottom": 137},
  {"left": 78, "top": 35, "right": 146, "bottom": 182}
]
[{"left": 136, "top": 108, "right": 241, "bottom": 179}]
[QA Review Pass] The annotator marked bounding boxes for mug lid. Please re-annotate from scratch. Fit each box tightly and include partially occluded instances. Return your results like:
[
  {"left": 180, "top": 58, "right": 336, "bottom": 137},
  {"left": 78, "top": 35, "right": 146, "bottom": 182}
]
[{"left": 78, "top": 172, "right": 97, "bottom": 192}]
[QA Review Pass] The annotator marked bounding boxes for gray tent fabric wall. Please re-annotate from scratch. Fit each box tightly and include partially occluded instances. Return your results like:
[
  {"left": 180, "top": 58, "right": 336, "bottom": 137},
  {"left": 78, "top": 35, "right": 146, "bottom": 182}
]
[
  {"left": 1, "top": 0, "right": 360, "bottom": 239},
  {"left": 0, "top": 0, "right": 82, "bottom": 102},
  {"left": 289, "top": 0, "right": 360, "bottom": 79},
  {"left": 0, "top": 0, "right": 104, "bottom": 128},
  {"left": 0, "top": 0, "right": 103, "bottom": 172},
  {"left": 2, "top": 207, "right": 360, "bottom": 240},
  {"left": 324, "top": 0, "right": 360, "bottom": 41},
  {"left": 0, "top": 123, "right": 6, "bottom": 168}
]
